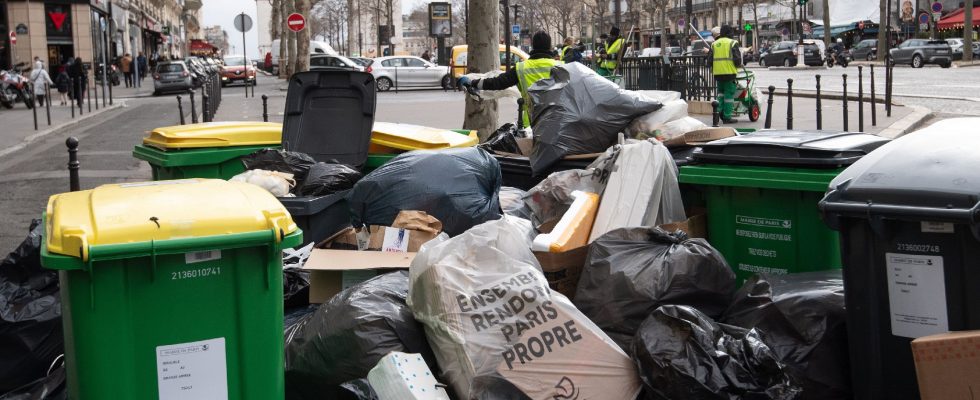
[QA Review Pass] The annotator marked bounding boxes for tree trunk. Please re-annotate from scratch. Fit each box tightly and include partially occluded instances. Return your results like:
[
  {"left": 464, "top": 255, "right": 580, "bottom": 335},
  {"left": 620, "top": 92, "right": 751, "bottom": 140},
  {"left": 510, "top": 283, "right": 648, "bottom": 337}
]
[
  {"left": 966, "top": 0, "right": 975, "bottom": 62},
  {"left": 271, "top": 0, "right": 281, "bottom": 41},
  {"left": 286, "top": 0, "right": 297, "bottom": 77},
  {"left": 822, "top": 0, "right": 831, "bottom": 49},
  {"left": 463, "top": 0, "right": 499, "bottom": 140},
  {"left": 295, "top": 0, "right": 311, "bottom": 73},
  {"left": 278, "top": 0, "right": 290, "bottom": 78},
  {"left": 347, "top": 0, "right": 357, "bottom": 56},
  {"left": 876, "top": 0, "right": 887, "bottom": 61}
]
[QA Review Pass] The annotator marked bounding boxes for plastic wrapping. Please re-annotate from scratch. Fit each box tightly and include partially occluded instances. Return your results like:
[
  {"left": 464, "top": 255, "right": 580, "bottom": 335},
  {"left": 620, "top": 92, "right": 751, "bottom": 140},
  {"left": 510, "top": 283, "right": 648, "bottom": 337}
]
[
  {"left": 367, "top": 352, "right": 451, "bottom": 400},
  {"left": 465, "top": 70, "right": 522, "bottom": 100},
  {"left": 298, "top": 162, "right": 363, "bottom": 197},
  {"left": 241, "top": 148, "right": 317, "bottom": 182},
  {"left": 634, "top": 90, "right": 682, "bottom": 103},
  {"left": 633, "top": 305, "right": 802, "bottom": 400},
  {"left": 285, "top": 271, "right": 437, "bottom": 398},
  {"left": 230, "top": 169, "right": 295, "bottom": 197},
  {"left": 408, "top": 217, "right": 642, "bottom": 400},
  {"left": 499, "top": 186, "right": 532, "bottom": 221},
  {"left": 524, "top": 169, "right": 601, "bottom": 226},
  {"left": 723, "top": 272, "right": 850, "bottom": 400},
  {"left": 624, "top": 99, "right": 689, "bottom": 139},
  {"left": 637, "top": 116, "right": 708, "bottom": 142},
  {"left": 479, "top": 123, "right": 524, "bottom": 155},
  {"left": 0, "top": 361, "right": 66, "bottom": 400},
  {"left": 282, "top": 243, "right": 313, "bottom": 308},
  {"left": 527, "top": 62, "right": 662, "bottom": 176},
  {"left": 346, "top": 147, "right": 503, "bottom": 236},
  {"left": 574, "top": 227, "right": 735, "bottom": 350},
  {"left": 0, "top": 220, "right": 63, "bottom": 394}
]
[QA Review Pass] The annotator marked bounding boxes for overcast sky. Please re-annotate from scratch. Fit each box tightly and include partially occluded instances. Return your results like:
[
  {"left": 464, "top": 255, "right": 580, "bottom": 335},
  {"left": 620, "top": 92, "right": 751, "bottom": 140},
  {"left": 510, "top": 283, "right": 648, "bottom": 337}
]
[{"left": 202, "top": 0, "right": 424, "bottom": 58}]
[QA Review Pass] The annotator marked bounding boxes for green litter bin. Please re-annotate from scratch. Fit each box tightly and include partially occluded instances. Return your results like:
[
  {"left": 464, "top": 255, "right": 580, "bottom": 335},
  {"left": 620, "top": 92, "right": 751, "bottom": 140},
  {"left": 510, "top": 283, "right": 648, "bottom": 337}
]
[
  {"left": 678, "top": 130, "right": 888, "bottom": 283},
  {"left": 132, "top": 122, "right": 283, "bottom": 180},
  {"left": 41, "top": 179, "right": 302, "bottom": 400}
]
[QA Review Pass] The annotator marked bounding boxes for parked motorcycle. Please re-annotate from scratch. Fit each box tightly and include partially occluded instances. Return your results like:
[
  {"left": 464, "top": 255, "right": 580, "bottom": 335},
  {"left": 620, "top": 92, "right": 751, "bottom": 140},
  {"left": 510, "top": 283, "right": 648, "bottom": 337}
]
[
  {"left": 0, "top": 63, "right": 34, "bottom": 109},
  {"left": 95, "top": 62, "right": 121, "bottom": 86}
]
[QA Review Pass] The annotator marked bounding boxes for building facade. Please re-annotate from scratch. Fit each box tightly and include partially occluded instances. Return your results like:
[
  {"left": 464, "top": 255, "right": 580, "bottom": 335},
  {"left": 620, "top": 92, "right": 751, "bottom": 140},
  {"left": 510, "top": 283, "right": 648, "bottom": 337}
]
[{"left": 203, "top": 25, "right": 229, "bottom": 54}]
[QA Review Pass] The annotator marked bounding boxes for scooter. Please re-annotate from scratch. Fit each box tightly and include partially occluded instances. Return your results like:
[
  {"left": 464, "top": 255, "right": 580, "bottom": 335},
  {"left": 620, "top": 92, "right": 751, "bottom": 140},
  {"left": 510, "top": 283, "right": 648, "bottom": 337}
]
[
  {"left": 825, "top": 51, "right": 849, "bottom": 68},
  {"left": 0, "top": 63, "right": 34, "bottom": 109}
]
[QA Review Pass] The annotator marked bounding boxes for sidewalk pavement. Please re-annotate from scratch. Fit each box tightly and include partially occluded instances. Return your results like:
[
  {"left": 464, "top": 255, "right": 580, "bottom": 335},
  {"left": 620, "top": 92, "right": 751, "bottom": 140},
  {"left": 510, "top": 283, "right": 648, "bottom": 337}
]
[{"left": 0, "top": 94, "right": 125, "bottom": 158}]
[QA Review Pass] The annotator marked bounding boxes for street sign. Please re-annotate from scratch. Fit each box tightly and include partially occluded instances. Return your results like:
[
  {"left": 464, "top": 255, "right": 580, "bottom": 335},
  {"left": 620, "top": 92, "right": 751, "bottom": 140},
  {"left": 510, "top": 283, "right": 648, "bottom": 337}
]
[
  {"left": 781, "top": 27, "right": 790, "bottom": 36},
  {"left": 8, "top": 31, "right": 15, "bottom": 46},
  {"left": 920, "top": 23, "right": 928, "bottom": 30},
  {"left": 919, "top": 12, "right": 930, "bottom": 25},
  {"left": 677, "top": 18, "right": 685, "bottom": 28},
  {"left": 931, "top": 1, "right": 942, "bottom": 13},
  {"left": 286, "top": 13, "right": 304, "bottom": 33},
  {"left": 512, "top": 25, "right": 520, "bottom": 35},
  {"left": 932, "top": 12, "right": 941, "bottom": 20},
  {"left": 234, "top": 13, "right": 253, "bottom": 32}
]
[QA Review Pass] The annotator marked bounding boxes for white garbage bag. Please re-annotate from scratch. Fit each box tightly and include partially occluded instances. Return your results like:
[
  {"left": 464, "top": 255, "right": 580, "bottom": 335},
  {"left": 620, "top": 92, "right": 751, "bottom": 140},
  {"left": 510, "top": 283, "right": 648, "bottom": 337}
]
[
  {"left": 625, "top": 99, "right": 689, "bottom": 139},
  {"left": 465, "top": 70, "right": 522, "bottom": 100},
  {"left": 229, "top": 169, "right": 295, "bottom": 197},
  {"left": 657, "top": 116, "right": 709, "bottom": 142}
]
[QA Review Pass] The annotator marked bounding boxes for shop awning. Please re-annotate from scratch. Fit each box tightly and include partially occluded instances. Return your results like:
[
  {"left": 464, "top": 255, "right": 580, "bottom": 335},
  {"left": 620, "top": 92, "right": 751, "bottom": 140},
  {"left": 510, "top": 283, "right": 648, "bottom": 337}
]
[
  {"left": 937, "top": 6, "right": 980, "bottom": 30},
  {"left": 812, "top": 23, "right": 856, "bottom": 37}
]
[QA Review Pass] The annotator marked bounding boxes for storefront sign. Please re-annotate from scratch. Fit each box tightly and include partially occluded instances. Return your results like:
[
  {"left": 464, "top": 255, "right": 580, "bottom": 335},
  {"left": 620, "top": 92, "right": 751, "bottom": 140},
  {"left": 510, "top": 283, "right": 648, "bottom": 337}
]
[{"left": 15, "top": 24, "right": 27, "bottom": 35}]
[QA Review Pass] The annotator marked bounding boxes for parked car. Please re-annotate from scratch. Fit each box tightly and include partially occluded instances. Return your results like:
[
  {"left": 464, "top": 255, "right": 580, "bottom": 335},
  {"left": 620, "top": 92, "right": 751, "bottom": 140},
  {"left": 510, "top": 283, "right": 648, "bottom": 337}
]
[
  {"left": 371, "top": 56, "right": 451, "bottom": 91},
  {"left": 948, "top": 38, "right": 970, "bottom": 60},
  {"left": 449, "top": 44, "right": 529, "bottom": 79},
  {"left": 270, "top": 39, "right": 337, "bottom": 72},
  {"left": 309, "top": 54, "right": 363, "bottom": 72},
  {"left": 220, "top": 55, "right": 256, "bottom": 86},
  {"left": 889, "top": 39, "right": 952, "bottom": 68},
  {"left": 850, "top": 39, "right": 878, "bottom": 61},
  {"left": 152, "top": 61, "right": 194, "bottom": 95},
  {"left": 759, "top": 41, "right": 822, "bottom": 67},
  {"left": 348, "top": 56, "right": 375, "bottom": 70}
]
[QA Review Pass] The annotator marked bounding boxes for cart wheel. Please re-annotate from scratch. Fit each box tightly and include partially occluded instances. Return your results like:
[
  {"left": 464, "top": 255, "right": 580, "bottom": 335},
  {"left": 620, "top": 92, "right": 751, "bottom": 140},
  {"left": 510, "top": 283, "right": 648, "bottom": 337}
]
[{"left": 749, "top": 102, "right": 761, "bottom": 122}]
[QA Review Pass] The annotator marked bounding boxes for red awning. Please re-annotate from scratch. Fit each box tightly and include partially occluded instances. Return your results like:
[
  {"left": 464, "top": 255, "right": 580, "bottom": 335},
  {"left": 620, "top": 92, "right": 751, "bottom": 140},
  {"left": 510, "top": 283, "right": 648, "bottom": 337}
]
[
  {"left": 189, "top": 40, "right": 217, "bottom": 51},
  {"left": 937, "top": 6, "right": 980, "bottom": 30}
]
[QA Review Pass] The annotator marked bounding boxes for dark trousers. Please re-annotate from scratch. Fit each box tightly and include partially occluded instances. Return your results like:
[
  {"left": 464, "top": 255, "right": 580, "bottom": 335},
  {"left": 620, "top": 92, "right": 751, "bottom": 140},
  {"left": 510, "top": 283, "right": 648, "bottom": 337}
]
[{"left": 124, "top": 72, "right": 134, "bottom": 87}]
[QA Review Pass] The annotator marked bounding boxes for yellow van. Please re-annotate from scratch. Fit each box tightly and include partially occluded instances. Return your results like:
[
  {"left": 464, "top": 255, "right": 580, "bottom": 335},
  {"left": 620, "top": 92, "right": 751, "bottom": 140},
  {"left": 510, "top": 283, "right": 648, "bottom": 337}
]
[{"left": 450, "top": 44, "right": 530, "bottom": 78}]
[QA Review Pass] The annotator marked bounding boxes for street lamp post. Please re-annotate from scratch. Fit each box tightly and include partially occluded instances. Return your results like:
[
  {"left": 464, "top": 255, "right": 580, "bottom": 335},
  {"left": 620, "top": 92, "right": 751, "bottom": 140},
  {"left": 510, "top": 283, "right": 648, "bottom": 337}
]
[{"left": 797, "top": 0, "right": 806, "bottom": 67}]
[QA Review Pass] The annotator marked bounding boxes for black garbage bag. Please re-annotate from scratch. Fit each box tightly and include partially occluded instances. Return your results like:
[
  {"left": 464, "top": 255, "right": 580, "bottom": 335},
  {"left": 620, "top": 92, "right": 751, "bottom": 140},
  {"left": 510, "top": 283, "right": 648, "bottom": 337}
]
[
  {"left": 479, "top": 123, "right": 523, "bottom": 154},
  {"left": 284, "top": 271, "right": 436, "bottom": 399},
  {"left": 0, "top": 359, "right": 66, "bottom": 400},
  {"left": 337, "top": 379, "right": 379, "bottom": 400},
  {"left": 722, "top": 272, "right": 849, "bottom": 400},
  {"left": 346, "top": 147, "right": 502, "bottom": 236},
  {"left": 574, "top": 227, "right": 735, "bottom": 350},
  {"left": 242, "top": 148, "right": 317, "bottom": 181},
  {"left": 0, "top": 220, "right": 63, "bottom": 394},
  {"left": 498, "top": 186, "right": 531, "bottom": 221},
  {"left": 633, "top": 305, "right": 801, "bottom": 400},
  {"left": 283, "top": 268, "right": 310, "bottom": 309},
  {"left": 527, "top": 62, "right": 662, "bottom": 176},
  {"left": 298, "top": 162, "right": 362, "bottom": 197}
]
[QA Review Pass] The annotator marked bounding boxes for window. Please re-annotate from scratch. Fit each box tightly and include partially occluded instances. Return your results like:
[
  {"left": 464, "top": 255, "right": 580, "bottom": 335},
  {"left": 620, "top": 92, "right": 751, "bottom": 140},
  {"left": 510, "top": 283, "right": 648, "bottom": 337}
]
[
  {"left": 454, "top": 52, "right": 467, "bottom": 65},
  {"left": 157, "top": 63, "right": 185, "bottom": 73},
  {"left": 382, "top": 58, "right": 405, "bottom": 67},
  {"left": 403, "top": 58, "right": 425, "bottom": 67},
  {"left": 310, "top": 57, "right": 324, "bottom": 66}
]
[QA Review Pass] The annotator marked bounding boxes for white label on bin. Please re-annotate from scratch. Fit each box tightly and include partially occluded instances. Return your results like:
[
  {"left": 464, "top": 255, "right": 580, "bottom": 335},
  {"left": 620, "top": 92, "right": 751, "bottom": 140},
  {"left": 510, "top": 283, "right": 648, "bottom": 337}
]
[
  {"left": 921, "top": 221, "right": 955, "bottom": 234},
  {"left": 886, "top": 253, "right": 949, "bottom": 338},
  {"left": 381, "top": 227, "right": 410, "bottom": 252},
  {"left": 736, "top": 215, "right": 793, "bottom": 229},
  {"left": 185, "top": 250, "right": 221, "bottom": 264},
  {"left": 156, "top": 337, "right": 228, "bottom": 400}
]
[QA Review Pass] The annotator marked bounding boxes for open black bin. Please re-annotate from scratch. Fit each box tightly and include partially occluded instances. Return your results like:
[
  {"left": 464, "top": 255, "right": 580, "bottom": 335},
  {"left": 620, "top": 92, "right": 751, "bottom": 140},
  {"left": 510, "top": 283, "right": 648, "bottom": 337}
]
[
  {"left": 278, "top": 71, "right": 376, "bottom": 244},
  {"left": 819, "top": 121, "right": 980, "bottom": 400}
]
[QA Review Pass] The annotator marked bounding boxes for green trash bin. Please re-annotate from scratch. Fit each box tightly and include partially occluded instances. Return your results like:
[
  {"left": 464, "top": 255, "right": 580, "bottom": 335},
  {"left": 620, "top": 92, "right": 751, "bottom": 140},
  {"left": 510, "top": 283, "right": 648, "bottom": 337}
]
[
  {"left": 41, "top": 179, "right": 302, "bottom": 400},
  {"left": 132, "top": 122, "right": 284, "bottom": 180},
  {"left": 678, "top": 130, "right": 889, "bottom": 283}
]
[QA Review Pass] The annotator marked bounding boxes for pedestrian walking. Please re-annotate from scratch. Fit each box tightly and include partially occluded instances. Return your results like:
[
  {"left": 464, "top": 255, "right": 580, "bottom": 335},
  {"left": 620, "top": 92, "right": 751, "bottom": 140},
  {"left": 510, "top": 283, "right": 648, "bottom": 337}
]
[
  {"left": 30, "top": 59, "right": 54, "bottom": 107},
  {"left": 560, "top": 37, "right": 585, "bottom": 64},
  {"left": 137, "top": 52, "right": 148, "bottom": 82},
  {"left": 421, "top": 50, "right": 431, "bottom": 62},
  {"left": 597, "top": 27, "right": 624, "bottom": 76},
  {"left": 457, "top": 31, "right": 563, "bottom": 127},
  {"left": 121, "top": 53, "right": 133, "bottom": 87},
  {"left": 709, "top": 25, "right": 743, "bottom": 123},
  {"left": 55, "top": 66, "right": 71, "bottom": 105},
  {"left": 69, "top": 57, "right": 86, "bottom": 108}
]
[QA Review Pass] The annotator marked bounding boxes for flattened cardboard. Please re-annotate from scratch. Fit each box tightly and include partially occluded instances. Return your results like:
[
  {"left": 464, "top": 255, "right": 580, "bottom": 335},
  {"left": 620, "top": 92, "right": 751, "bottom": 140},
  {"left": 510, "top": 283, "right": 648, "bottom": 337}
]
[
  {"left": 304, "top": 249, "right": 415, "bottom": 303},
  {"left": 664, "top": 127, "right": 737, "bottom": 148},
  {"left": 912, "top": 330, "right": 980, "bottom": 400},
  {"left": 660, "top": 213, "right": 707, "bottom": 239}
]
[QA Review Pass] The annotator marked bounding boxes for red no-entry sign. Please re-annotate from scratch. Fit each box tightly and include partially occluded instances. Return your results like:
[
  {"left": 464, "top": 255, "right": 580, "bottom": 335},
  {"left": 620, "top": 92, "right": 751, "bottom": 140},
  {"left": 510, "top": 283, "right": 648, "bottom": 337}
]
[
  {"left": 8, "top": 31, "right": 15, "bottom": 45},
  {"left": 286, "top": 13, "right": 306, "bottom": 33}
]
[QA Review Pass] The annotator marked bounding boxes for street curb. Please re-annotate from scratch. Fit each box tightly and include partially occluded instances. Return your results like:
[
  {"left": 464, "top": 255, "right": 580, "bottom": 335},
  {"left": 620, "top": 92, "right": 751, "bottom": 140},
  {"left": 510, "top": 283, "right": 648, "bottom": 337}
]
[
  {"left": 877, "top": 105, "right": 931, "bottom": 139},
  {"left": 766, "top": 66, "right": 827, "bottom": 71},
  {"left": 0, "top": 102, "right": 127, "bottom": 159}
]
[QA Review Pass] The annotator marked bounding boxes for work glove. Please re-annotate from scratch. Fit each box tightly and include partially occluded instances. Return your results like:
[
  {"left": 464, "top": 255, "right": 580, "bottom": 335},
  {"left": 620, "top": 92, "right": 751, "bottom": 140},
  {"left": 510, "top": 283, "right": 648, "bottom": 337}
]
[{"left": 457, "top": 76, "right": 473, "bottom": 88}]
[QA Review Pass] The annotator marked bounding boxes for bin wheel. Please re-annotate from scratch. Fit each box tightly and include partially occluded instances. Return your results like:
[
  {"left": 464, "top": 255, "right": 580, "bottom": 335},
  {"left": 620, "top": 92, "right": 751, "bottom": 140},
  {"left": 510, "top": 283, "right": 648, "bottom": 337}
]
[{"left": 749, "top": 102, "right": 761, "bottom": 122}]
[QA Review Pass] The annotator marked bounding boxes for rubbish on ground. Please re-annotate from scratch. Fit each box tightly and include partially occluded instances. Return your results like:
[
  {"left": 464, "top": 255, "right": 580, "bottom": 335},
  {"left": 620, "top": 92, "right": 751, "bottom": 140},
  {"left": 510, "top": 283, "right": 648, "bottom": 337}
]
[
  {"left": 574, "top": 226, "right": 735, "bottom": 350},
  {"left": 241, "top": 148, "right": 316, "bottom": 182},
  {"left": 633, "top": 305, "right": 801, "bottom": 399},
  {"left": 285, "top": 271, "right": 436, "bottom": 398},
  {"left": 527, "top": 62, "right": 662, "bottom": 176},
  {"left": 367, "top": 352, "right": 451, "bottom": 400},
  {"left": 372, "top": 122, "right": 478, "bottom": 151},
  {"left": 230, "top": 169, "right": 296, "bottom": 196},
  {"left": 912, "top": 330, "right": 980, "bottom": 400},
  {"left": 588, "top": 139, "right": 686, "bottom": 242},
  {"left": 634, "top": 90, "right": 682, "bottom": 103},
  {"left": 338, "top": 379, "right": 380, "bottom": 400},
  {"left": 524, "top": 169, "right": 602, "bottom": 227},
  {"left": 347, "top": 147, "right": 502, "bottom": 236},
  {"left": 532, "top": 217, "right": 589, "bottom": 299},
  {"left": 658, "top": 212, "right": 708, "bottom": 239},
  {"left": 498, "top": 186, "right": 532, "bottom": 221},
  {"left": 531, "top": 190, "right": 599, "bottom": 253},
  {"left": 0, "top": 220, "right": 63, "bottom": 394},
  {"left": 298, "top": 162, "right": 362, "bottom": 197},
  {"left": 724, "top": 271, "right": 850, "bottom": 399},
  {"left": 408, "top": 217, "right": 642, "bottom": 400},
  {"left": 625, "top": 99, "right": 688, "bottom": 140}
]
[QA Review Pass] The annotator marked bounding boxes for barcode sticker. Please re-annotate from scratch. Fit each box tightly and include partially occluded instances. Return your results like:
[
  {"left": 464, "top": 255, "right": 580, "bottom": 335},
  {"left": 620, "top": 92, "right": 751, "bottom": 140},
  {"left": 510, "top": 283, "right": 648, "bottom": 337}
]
[{"left": 185, "top": 250, "right": 221, "bottom": 264}]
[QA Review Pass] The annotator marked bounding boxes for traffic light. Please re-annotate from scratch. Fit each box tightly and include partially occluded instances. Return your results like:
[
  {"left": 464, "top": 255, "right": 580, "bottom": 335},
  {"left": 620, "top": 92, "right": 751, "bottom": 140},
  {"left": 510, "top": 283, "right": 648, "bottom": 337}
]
[
  {"left": 744, "top": 23, "right": 753, "bottom": 31},
  {"left": 798, "top": 0, "right": 808, "bottom": 5}
]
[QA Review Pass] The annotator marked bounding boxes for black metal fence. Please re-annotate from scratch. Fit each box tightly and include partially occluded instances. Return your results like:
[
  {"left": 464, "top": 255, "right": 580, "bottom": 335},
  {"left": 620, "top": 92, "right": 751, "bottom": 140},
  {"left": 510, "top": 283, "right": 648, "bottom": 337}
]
[{"left": 618, "top": 56, "right": 716, "bottom": 101}]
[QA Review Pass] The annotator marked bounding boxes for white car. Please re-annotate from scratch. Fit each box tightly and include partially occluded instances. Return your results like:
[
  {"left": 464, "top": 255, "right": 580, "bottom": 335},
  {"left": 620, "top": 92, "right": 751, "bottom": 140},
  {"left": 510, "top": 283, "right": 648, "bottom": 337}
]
[{"left": 370, "top": 56, "right": 451, "bottom": 92}]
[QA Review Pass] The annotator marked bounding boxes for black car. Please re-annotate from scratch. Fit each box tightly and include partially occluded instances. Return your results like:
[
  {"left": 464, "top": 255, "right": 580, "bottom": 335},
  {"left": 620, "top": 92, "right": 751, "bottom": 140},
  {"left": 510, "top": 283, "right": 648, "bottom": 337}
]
[
  {"left": 309, "top": 54, "right": 363, "bottom": 71},
  {"left": 760, "top": 41, "right": 822, "bottom": 67},
  {"left": 889, "top": 39, "right": 952, "bottom": 68},
  {"left": 849, "top": 39, "right": 878, "bottom": 61}
]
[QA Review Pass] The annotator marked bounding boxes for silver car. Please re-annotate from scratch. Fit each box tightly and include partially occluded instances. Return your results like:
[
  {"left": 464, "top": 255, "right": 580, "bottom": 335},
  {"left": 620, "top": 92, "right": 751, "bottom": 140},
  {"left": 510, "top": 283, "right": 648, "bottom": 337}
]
[
  {"left": 152, "top": 61, "right": 193, "bottom": 95},
  {"left": 370, "top": 56, "right": 451, "bottom": 92}
]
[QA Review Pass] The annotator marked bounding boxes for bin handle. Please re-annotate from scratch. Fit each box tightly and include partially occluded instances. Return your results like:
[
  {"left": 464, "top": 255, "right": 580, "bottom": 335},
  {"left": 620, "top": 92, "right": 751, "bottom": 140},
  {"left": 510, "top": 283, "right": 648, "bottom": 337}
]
[{"left": 820, "top": 187, "right": 980, "bottom": 241}]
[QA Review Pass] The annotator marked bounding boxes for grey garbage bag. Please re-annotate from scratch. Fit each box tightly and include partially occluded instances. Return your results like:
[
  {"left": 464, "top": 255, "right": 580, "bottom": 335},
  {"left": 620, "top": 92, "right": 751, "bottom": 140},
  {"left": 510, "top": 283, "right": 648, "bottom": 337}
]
[
  {"left": 527, "top": 62, "right": 662, "bottom": 176},
  {"left": 523, "top": 169, "right": 601, "bottom": 226},
  {"left": 346, "top": 147, "right": 502, "bottom": 236},
  {"left": 633, "top": 305, "right": 801, "bottom": 400},
  {"left": 499, "top": 186, "right": 532, "bottom": 221},
  {"left": 284, "top": 271, "right": 436, "bottom": 399},
  {"left": 574, "top": 227, "right": 735, "bottom": 351},
  {"left": 408, "top": 217, "right": 642, "bottom": 400},
  {"left": 723, "top": 272, "right": 850, "bottom": 400}
]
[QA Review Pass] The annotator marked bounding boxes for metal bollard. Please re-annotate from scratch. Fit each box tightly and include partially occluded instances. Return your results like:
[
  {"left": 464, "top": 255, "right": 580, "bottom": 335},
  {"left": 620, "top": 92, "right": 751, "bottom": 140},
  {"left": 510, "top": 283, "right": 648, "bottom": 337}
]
[
  {"left": 93, "top": 78, "right": 98, "bottom": 110},
  {"left": 764, "top": 85, "right": 775, "bottom": 129},
  {"left": 177, "top": 95, "right": 186, "bottom": 125},
  {"left": 858, "top": 66, "right": 865, "bottom": 132},
  {"left": 108, "top": 75, "right": 113, "bottom": 105},
  {"left": 815, "top": 75, "right": 823, "bottom": 130},
  {"left": 870, "top": 65, "right": 877, "bottom": 126},
  {"left": 45, "top": 83, "right": 51, "bottom": 126},
  {"left": 261, "top": 94, "right": 269, "bottom": 122},
  {"left": 67, "top": 137, "right": 80, "bottom": 192},
  {"left": 711, "top": 100, "right": 720, "bottom": 127},
  {"left": 87, "top": 80, "right": 92, "bottom": 113},
  {"left": 70, "top": 79, "right": 76, "bottom": 119},
  {"left": 885, "top": 58, "right": 893, "bottom": 117},
  {"left": 842, "top": 74, "right": 849, "bottom": 131},
  {"left": 786, "top": 78, "right": 793, "bottom": 130},
  {"left": 189, "top": 90, "right": 198, "bottom": 123},
  {"left": 31, "top": 87, "right": 38, "bottom": 131},
  {"left": 202, "top": 92, "right": 211, "bottom": 123}
]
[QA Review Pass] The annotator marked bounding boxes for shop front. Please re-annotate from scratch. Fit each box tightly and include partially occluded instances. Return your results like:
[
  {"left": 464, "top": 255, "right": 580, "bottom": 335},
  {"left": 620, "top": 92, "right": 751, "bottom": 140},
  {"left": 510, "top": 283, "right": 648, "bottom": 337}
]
[{"left": 0, "top": 3, "right": 9, "bottom": 70}]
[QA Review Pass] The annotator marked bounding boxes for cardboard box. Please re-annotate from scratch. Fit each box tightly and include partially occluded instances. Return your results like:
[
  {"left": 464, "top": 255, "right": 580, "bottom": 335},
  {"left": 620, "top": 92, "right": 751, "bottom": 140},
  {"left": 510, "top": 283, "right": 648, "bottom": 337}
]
[
  {"left": 660, "top": 213, "right": 707, "bottom": 239},
  {"left": 912, "top": 330, "right": 980, "bottom": 400},
  {"left": 304, "top": 249, "right": 416, "bottom": 303},
  {"left": 664, "top": 127, "right": 738, "bottom": 148}
]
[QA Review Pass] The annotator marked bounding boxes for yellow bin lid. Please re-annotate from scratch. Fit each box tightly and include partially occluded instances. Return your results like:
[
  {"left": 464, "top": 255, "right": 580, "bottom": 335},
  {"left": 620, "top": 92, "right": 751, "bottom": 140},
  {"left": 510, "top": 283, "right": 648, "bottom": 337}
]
[
  {"left": 143, "top": 122, "right": 283, "bottom": 149},
  {"left": 371, "top": 122, "right": 478, "bottom": 151},
  {"left": 45, "top": 179, "right": 298, "bottom": 260}
]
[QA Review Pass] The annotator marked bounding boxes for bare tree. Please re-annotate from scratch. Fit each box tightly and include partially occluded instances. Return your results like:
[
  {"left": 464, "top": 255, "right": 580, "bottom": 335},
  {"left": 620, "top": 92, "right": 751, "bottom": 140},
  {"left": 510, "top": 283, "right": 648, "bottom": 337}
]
[
  {"left": 542, "top": 0, "right": 579, "bottom": 38},
  {"left": 965, "top": 0, "right": 974, "bottom": 62},
  {"left": 822, "top": 0, "right": 831, "bottom": 49},
  {"left": 463, "top": 0, "right": 500, "bottom": 139},
  {"left": 278, "top": 0, "right": 291, "bottom": 78}
]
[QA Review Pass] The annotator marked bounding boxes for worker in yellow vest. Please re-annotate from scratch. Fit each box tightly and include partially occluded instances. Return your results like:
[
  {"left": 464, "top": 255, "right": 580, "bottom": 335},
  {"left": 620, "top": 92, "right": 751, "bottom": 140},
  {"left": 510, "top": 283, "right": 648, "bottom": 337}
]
[
  {"left": 597, "top": 27, "right": 624, "bottom": 76},
  {"left": 710, "top": 25, "right": 743, "bottom": 123},
  {"left": 457, "top": 31, "right": 563, "bottom": 127}
]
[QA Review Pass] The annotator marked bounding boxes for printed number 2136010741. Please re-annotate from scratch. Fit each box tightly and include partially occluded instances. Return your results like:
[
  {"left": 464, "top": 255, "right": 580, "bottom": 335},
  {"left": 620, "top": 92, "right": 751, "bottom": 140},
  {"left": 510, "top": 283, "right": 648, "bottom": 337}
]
[{"left": 172, "top": 266, "right": 221, "bottom": 281}]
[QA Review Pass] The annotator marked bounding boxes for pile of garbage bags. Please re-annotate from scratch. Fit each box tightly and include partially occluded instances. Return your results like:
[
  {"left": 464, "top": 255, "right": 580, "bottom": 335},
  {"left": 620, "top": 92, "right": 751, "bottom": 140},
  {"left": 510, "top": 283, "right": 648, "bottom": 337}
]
[{"left": 239, "top": 148, "right": 362, "bottom": 197}]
